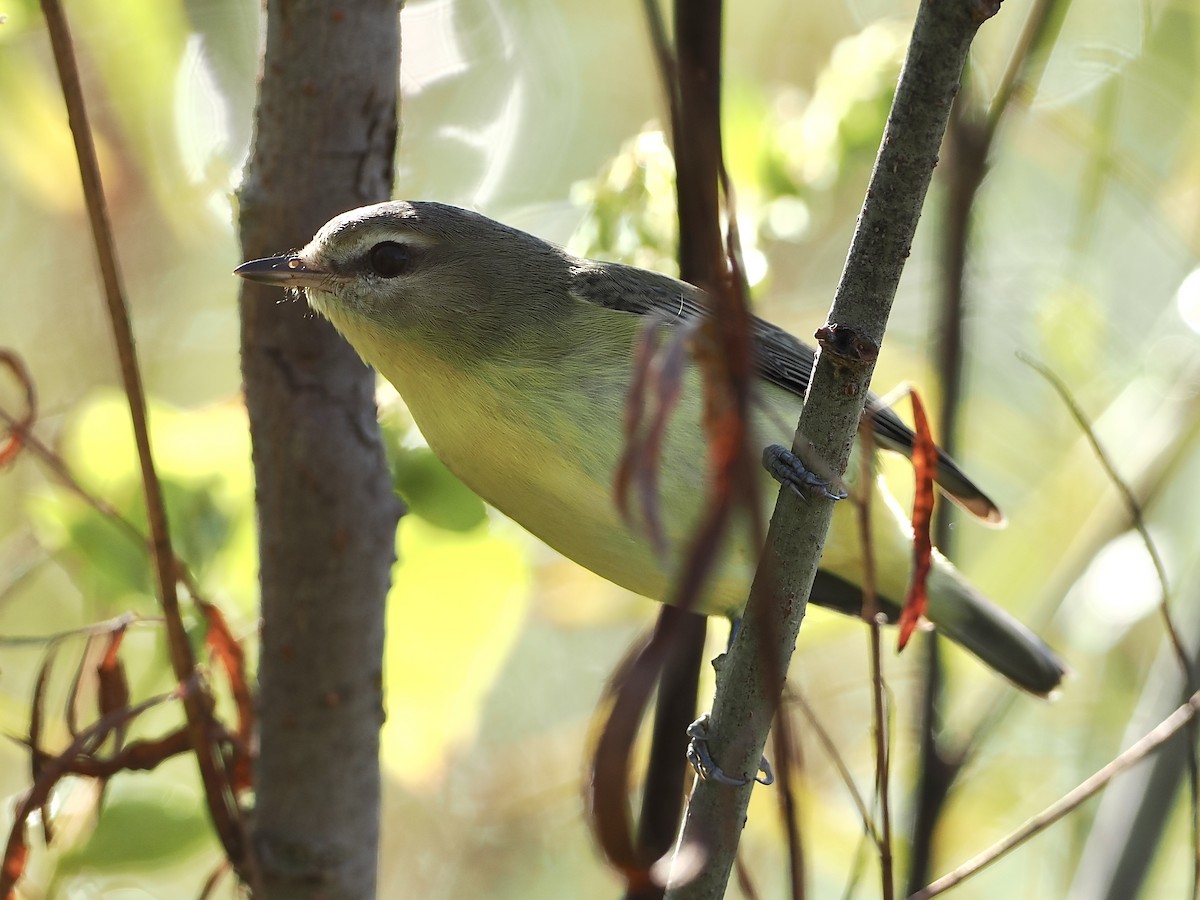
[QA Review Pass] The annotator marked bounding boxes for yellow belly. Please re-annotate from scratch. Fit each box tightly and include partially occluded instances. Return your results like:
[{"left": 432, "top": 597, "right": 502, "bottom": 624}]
[{"left": 344, "top": 307, "right": 912, "bottom": 617}]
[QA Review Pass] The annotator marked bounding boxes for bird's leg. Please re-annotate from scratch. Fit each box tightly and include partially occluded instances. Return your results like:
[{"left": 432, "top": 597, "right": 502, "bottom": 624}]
[
  {"left": 685, "top": 626, "right": 774, "bottom": 787},
  {"left": 685, "top": 459, "right": 839, "bottom": 789},
  {"left": 762, "top": 444, "right": 848, "bottom": 502},
  {"left": 685, "top": 714, "right": 774, "bottom": 786}
]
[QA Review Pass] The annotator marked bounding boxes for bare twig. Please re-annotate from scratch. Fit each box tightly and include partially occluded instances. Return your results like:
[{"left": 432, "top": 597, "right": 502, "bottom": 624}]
[
  {"left": 856, "top": 419, "right": 893, "bottom": 899},
  {"left": 912, "top": 0, "right": 1074, "bottom": 887},
  {"left": 786, "top": 688, "right": 880, "bottom": 845},
  {"left": 983, "top": 0, "right": 1074, "bottom": 145},
  {"left": 0, "top": 403, "right": 145, "bottom": 548},
  {"left": 39, "top": 0, "right": 245, "bottom": 871},
  {"left": 911, "top": 689, "right": 1200, "bottom": 899},
  {"left": 1019, "top": 354, "right": 1189, "bottom": 683},
  {"left": 868, "top": 600, "right": 894, "bottom": 900},
  {"left": 0, "top": 612, "right": 151, "bottom": 648},
  {"left": 604, "top": 3, "right": 760, "bottom": 895},
  {"left": 770, "top": 707, "right": 806, "bottom": 899},
  {"left": 665, "top": 2, "right": 1000, "bottom": 895},
  {"left": 639, "top": 0, "right": 678, "bottom": 124},
  {"left": 0, "top": 350, "right": 36, "bottom": 467},
  {"left": 733, "top": 852, "right": 763, "bottom": 900},
  {"left": 2, "top": 684, "right": 185, "bottom": 897},
  {"left": 1020, "top": 351, "right": 1199, "bottom": 893}
]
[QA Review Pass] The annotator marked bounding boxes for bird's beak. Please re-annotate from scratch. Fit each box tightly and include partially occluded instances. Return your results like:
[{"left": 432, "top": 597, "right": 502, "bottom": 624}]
[{"left": 235, "top": 255, "right": 339, "bottom": 290}]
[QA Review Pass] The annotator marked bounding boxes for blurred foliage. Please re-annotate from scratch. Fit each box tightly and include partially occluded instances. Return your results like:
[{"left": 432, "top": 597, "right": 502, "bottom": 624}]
[
  {"left": 569, "top": 130, "right": 680, "bottom": 276},
  {"left": 28, "top": 394, "right": 257, "bottom": 612},
  {"left": 569, "top": 20, "right": 910, "bottom": 287},
  {"left": 383, "top": 515, "right": 530, "bottom": 785},
  {"left": 54, "top": 770, "right": 211, "bottom": 874},
  {"left": 2, "top": 0, "right": 1200, "bottom": 896}
]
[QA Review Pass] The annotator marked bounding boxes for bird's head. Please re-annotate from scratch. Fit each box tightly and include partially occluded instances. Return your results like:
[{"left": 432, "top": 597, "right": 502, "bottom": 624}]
[{"left": 236, "top": 201, "right": 573, "bottom": 363}]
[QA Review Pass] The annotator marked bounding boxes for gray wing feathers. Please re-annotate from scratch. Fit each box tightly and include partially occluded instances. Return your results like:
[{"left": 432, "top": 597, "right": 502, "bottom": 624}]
[{"left": 571, "top": 260, "right": 1002, "bottom": 523}]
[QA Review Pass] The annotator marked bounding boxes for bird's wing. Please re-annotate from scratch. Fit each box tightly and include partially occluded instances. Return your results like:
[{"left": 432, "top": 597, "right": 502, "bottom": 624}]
[
  {"left": 751, "top": 317, "right": 1003, "bottom": 523},
  {"left": 571, "top": 260, "right": 1003, "bottom": 523}
]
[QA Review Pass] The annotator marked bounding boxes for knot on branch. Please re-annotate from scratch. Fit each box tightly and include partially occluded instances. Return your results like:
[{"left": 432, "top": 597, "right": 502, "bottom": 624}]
[
  {"left": 814, "top": 324, "right": 879, "bottom": 370},
  {"left": 974, "top": 0, "right": 1004, "bottom": 25}
]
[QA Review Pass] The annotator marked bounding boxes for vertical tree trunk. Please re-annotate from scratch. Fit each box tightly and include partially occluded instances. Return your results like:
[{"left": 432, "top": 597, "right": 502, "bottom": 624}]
[{"left": 236, "top": 2, "right": 402, "bottom": 897}]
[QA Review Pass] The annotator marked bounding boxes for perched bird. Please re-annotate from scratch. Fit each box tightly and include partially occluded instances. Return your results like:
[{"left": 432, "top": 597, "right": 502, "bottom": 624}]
[{"left": 236, "top": 201, "right": 1065, "bottom": 695}]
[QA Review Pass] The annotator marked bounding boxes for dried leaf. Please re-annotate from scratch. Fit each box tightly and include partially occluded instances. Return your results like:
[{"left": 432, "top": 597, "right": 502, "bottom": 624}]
[
  {"left": 615, "top": 321, "right": 689, "bottom": 559},
  {"left": 28, "top": 644, "right": 57, "bottom": 782},
  {"left": 29, "top": 643, "right": 58, "bottom": 844},
  {"left": 198, "top": 600, "right": 254, "bottom": 793},
  {"left": 66, "top": 634, "right": 100, "bottom": 739},
  {"left": 615, "top": 320, "right": 661, "bottom": 521},
  {"left": 898, "top": 389, "right": 935, "bottom": 650},
  {"left": 1, "top": 827, "right": 28, "bottom": 900},
  {"left": 0, "top": 349, "right": 36, "bottom": 468},
  {"left": 588, "top": 623, "right": 674, "bottom": 890},
  {"left": 96, "top": 625, "right": 130, "bottom": 750},
  {"left": 636, "top": 329, "right": 689, "bottom": 557},
  {"left": 5, "top": 687, "right": 179, "bottom": 898}
]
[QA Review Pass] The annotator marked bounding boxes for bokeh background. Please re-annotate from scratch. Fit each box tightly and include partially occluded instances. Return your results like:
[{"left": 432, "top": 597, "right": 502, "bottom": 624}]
[{"left": 2, "top": 0, "right": 1200, "bottom": 896}]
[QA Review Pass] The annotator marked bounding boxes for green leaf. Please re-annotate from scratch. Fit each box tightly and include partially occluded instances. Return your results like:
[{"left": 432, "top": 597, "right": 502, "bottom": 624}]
[
  {"left": 389, "top": 445, "right": 487, "bottom": 532},
  {"left": 57, "top": 773, "right": 210, "bottom": 872}
]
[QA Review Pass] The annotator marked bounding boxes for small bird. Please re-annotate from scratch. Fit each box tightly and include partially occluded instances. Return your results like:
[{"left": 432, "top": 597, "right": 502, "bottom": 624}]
[{"left": 236, "top": 201, "right": 1065, "bottom": 695}]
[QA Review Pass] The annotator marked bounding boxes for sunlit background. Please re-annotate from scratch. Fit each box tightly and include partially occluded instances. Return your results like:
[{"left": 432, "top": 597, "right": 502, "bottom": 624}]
[{"left": 2, "top": 0, "right": 1200, "bottom": 896}]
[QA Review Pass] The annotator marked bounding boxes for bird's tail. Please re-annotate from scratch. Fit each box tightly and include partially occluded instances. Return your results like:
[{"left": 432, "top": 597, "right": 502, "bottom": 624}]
[{"left": 925, "top": 553, "right": 1066, "bottom": 696}]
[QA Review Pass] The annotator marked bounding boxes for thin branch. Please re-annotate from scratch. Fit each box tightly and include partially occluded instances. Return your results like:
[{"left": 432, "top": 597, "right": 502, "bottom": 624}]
[
  {"left": 1019, "top": 353, "right": 1189, "bottom": 684},
  {"left": 912, "top": 1, "right": 1077, "bottom": 887},
  {"left": 614, "top": 1, "right": 758, "bottom": 894},
  {"left": 857, "top": 421, "right": 893, "bottom": 899},
  {"left": 786, "top": 688, "right": 881, "bottom": 847},
  {"left": 983, "top": 0, "right": 1074, "bottom": 145},
  {"left": 665, "top": 2, "right": 1000, "bottom": 895},
  {"left": 733, "top": 853, "right": 762, "bottom": 900},
  {"left": 769, "top": 707, "right": 806, "bottom": 900},
  {"left": 1020, "top": 351, "right": 1199, "bottom": 894},
  {"left": 867, "top": 617, "right": 894, "bottom": 900},
  {"left": 0, "top": 404, "right": 145, "bottom": 548},
  {"left": 0, "top": 613, "right": 152, "bottom": 648},
  {"left": 623, "top": 3, "right": 724, "bottom": 881},
  {"left": 39, "top": 0, "right": 245, "bottom": 871},
  {"left": 640, "top": 0, "right": 678, "bottom": 126},
  {"left": 911, "top": 689, "right": 1200, "bottom": 899}
]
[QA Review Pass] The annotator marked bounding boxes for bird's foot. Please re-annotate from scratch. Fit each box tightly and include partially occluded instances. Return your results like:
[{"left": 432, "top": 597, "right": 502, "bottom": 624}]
[
  {"left": 685, "top": 714, "right": 774, "bottom": 787},
  {"left": 762, "top": 444, "right": 848, "bottom": 502}
]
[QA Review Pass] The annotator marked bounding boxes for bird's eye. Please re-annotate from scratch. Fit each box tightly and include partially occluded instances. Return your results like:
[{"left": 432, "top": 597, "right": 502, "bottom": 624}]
[{"left": 367, "top": 241, "right": 411, "bottom": 278}]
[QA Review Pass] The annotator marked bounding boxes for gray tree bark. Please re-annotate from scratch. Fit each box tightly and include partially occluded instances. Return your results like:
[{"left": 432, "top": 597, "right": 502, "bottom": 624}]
[{"left": 236, "top": 2, "right": 402, "bottom": 897}]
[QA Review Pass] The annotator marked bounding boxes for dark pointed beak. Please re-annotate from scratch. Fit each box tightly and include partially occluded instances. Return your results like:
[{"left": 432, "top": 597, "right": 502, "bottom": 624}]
[{"left": 235, "top": 255, "right": 337, "bottom": 290}]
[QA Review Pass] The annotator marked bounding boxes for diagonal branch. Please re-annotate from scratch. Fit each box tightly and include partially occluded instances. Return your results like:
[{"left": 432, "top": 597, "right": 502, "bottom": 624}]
[
  {"left": 912, "top": 688, "right": 1200, "bottom": 899},
  {"left": 665, "top": 2, "right": 1004, "bottom": 896}
]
